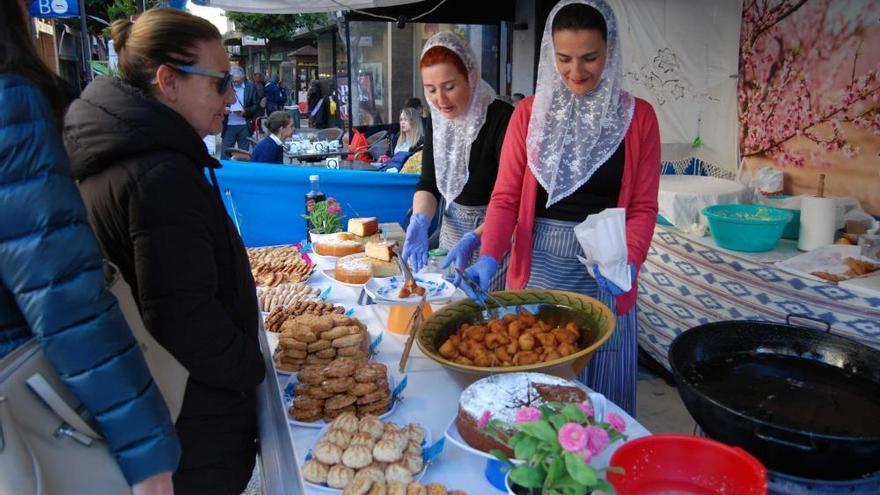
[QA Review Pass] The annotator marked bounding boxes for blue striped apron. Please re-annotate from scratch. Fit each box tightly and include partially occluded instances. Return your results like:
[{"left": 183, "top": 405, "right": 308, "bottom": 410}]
[
  {"left": 439, "top": 202, "right": 509, "bottom": 292},
  {"left": 526, "top": 217, "right": 638, "bottom": 416}
]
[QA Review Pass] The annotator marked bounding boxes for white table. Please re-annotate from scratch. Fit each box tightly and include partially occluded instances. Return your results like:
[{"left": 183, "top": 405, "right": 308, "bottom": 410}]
[{"left": 267, "top": 256, "right": 651, "bottom": 493}]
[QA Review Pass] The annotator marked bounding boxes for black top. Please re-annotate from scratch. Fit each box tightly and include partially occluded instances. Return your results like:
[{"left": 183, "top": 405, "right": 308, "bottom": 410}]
[
  {"left": 535, "top": 140, "right": 625, "bottom": 222},
  {"left": 64, "top": 76, "right": 264, "bottom": 467},
  {"left": 417, "top": 99, "right": 514, "bottom": 206}
]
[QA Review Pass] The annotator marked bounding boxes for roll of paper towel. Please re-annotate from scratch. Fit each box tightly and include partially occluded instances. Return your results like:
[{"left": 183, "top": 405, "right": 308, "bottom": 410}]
[{"left": 798, "top": 196, "right": 836, "bottom": 251}]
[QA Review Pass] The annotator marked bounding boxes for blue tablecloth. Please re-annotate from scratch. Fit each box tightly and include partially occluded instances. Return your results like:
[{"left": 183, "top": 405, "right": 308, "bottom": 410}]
[{"left": 212, "top": 160, "right": 419, "bottom": 247}]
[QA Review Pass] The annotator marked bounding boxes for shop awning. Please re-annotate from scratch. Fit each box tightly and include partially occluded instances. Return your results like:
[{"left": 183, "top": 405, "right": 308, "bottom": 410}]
[{"left": 200, "top": 0, "right": 421, "bottom": 14}]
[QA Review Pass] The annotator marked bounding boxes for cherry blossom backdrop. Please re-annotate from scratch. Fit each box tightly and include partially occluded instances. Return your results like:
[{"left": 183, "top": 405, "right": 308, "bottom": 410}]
[{"left": 739, "top": 0, "right": 880, "bottom": 213}]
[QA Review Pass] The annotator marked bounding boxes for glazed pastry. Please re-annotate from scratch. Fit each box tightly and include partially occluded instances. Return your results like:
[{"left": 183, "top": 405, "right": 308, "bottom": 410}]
[
  {"left": 327, "top": 464, "right": 355, "bottom": 489},
  {"left": 358, "top": 415, "right": 386, "bottom": 440},
  {"left": 355, "top": 363, "right": 387, "bottom": 383},
  {"left": 406, "top": 483, "right": 427, "bottom": 495},
  {"left": 351, "top": 382, "right": 379, "bottom": 397},
  {"left": 326, "top": 393, "right": 358, "bottom": 411},
  {"left": 387, "top": 482, "right": 407, "bottom": 495},
  {"left": 350, "top": 431, "right": 377, "bottom": 448},
  {"left": 325, "top": 357, "right": 359, "bottom": 378},
  {"left": 331, "top": 411, "right": 360, "bottom": 434},
  {"left": 297, "top": 365, "right": 326, "bottom": 385},
  {"left": 342, "top": 444, "right": 374, "bottom": 469},
  {"left": 325, "top": 428, "right": 352, "bottom": 449},
  {"left": 314, "top": 441, "right": 343, "bottom": 465},
  {"left": 384, "top": 463, "right": 413, "bottom": 485},
  {"left": 290, "top": 406, "right": 322, "bottom": 423},
  {"left": 301, "top": 459, "right": 329, "bottom": 484},
  {"left": 293, "top": 395, "right": 323, "bottom": 411},
  {"left": 402, "top": 453, "right": 423, "bottom": 474},
  {"left": 402, "top": 424, "right": 426, "bottom": 445},
  {"left": 322, "top": 376, "right": 356, "bottom": 394},
  {"left": 357, "top": 389, "right": 390, "bottom": 406},
  {"left": 372, "top": 437, "right": 404, "bottom": 463}
]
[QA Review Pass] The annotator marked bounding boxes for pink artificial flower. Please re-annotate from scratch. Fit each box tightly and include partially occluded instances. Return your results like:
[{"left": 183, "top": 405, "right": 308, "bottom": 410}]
[
  {"left": 515, "top": 406, "right": 542, "bottom": 423},
  {"left": 327, "top": 205, "right": 342, "bottom": 215},
  {"left": 327, "top": 197, "right": 337, "bottom": 204},
  {"left": 576, "top": 447, "right": 593, "bottom": 463},
  {"left": 577, "top": 401, "right": 594, "bottom": 418},
  {"left": 477, "top": 410, "right": 491, "bottom": 430},
  {"left": 607, "top": 412, "right": 626, "bottom": 433},
  {"left": 558, "top": 423, "right": 588, "bottom": 453},
  {"left": 584, "top": 425, "right": 610, "bottom": 456}
]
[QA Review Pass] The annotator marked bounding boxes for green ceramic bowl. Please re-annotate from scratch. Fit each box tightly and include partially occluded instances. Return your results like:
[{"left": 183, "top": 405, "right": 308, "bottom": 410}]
[{"left": 416, "top": 289, "right": 616, "bottom": 376}]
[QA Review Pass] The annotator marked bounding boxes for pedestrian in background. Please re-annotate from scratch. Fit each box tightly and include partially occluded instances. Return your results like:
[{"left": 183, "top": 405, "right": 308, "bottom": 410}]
[{"left": 220, "top": 65, "right": 258, "bottom": 159}]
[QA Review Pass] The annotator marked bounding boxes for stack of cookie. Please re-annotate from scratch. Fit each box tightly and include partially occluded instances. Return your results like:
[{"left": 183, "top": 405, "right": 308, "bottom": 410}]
[
  {"left": 344, "top": 481, "right": 466, "bottom": 495},
  {"left": 302, "top": 413, "right": 438, "bottom": 492},
  {"left": 264, "top": 302, "right": 345, "bottom": 333},
  {"left": 290, "top": 359, "right": 391, "bottom": 422},
  {"left": 274, "top": 314, "right": 368, "bottom": 372}
]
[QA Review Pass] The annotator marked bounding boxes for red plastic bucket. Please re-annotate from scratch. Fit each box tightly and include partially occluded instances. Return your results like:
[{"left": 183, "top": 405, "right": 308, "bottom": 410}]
[{"left": 608, "top": 434, "right": 766, "bottom": 494}]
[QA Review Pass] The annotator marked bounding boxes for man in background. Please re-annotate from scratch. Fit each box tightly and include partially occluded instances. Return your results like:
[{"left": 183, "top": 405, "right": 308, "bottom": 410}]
[
  {"left": 221, "top": 66, "right": 258, "bottom": 159},
  {"left": 252, "top": 71, "right": 266, "bottom": 116}
]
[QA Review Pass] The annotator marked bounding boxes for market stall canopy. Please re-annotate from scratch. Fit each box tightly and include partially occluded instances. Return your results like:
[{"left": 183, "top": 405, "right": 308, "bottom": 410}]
[{"left": 198, "top": 0, "right": 422, "bottom": 14}]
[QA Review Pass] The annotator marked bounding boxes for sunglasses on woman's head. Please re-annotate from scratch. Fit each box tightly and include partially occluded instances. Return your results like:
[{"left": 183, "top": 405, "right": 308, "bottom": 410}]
[{"left": 166, "top": 63, "right": 232, "bottom": 94}]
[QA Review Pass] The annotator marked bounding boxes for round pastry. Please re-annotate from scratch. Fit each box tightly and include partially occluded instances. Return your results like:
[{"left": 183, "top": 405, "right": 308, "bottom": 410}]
[
  {"left": 308, "top": 339, "right": 332, "bottom": 352},
  {"left": 402, "top": 453, "right": 423, "bottom": 474},
  {"left": 335, "top": 253, "right": 373, "bottom": 284},
  {"left": 341, "top": 475, "right": 372, "bottom": 495},
  {"left": 322, "top": 377, "right": 355, "bottom": 394},
  {"left": 387, "top": 482, "right": 407, "bottom": 495},
  {"left": 357, "top": 389, "right": 390, "bottom": 406},
  {"left": 301, "top": 459, "right": 329, "bottom": 484},
  {"left": 349, "top": 431, "right": 377, "bottom": 449},
  {"left": 326, "top": 464, "right": 356, "bottom": 489},
  {"left": 291, "top": 326, "right": 318, "bottom": 343},
  {"left": 355, "top": 464, "right": 385, "bottom": 485},
  {"left": 324, "top": 405, "right": 357, "bottom": 423},
  {"left": 384, "top": 463, "right": 413, "bottom": 485},
  {"left": 332, "top": 333, "right": 364, "bottom": 349},
  {"left": 383, "top": 422, "right": 401, "bottom": 435},
  {"left": 337, "top": 347, "right": 367, "bottom": 359},
  {"left": 372, "top": 437, "right": 403, "bottom": 463},
  {"left": 406, "top": 483, "right": 427, "bottom": 495},
  {"left": 331, "top": 411, "right": 360, "bottom": 434},
  {"left": 326, "top": 394, "right": 358, "bottom": 411},
  {"left": 295, "top": 314, "right": 335, "bottom": 333},
  {"left": 351, "top": 382, "right": 378, "bottom": 397},
  {"left": 290, "top": 406, "right": 322, "bottom": 423},
  {"left": 314, "top": 441, "right": 343, "bottom": 465},
  {"left": 293, "top": 395, "right": 323, "bottom": 411},
  {"left": 325, "top": 357, "right": 359, "bottom": 378},
  {"left": 361, "top": 399, "right": 391, "bottom": 416},
  {"left": 321, "top": 325, "right": 352, "bottom": 340},
  {"left": 402, "top": 424, "right": 426, "bottom": 445},
  {"left": 341, "top": 444, "right": 374, "bottom": 469},
  {"left": 383, "top": 431, "right": 408, "bottom": 452},
  {"left": 315, "top": 232, "right": 365, "bottom": 258},
  {"left": 425, "top": 484, "right": 447, "bottom": 495},
  {"left": 297, "top": 365, "right": 326, "bottom": 385},
  {"left": 355, "top": 363, "right": 387, "bottom": 383},
  {"left": 358, "top": 415, "right": 386, "bottom": 440},
  {"left": 324, "top": 428, "right": 352, "bottom": 449},
  {"left": 316, "top": 348, "right": 338, "bottom": 359}
]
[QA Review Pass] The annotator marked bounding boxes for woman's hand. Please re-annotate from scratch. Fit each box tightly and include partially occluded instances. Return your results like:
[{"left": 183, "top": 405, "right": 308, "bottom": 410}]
[
  {"left": 441, "top": 231, "right": 481, "bottom": 275},
  {"left": 402, "top": 213, "right": 431, "bottom": 272},
  {"left": 132, "top": 472, "right": 174, "bottom": 495},
  {"left": 460, "top": 256, "right": 499, "bottom": 302}
]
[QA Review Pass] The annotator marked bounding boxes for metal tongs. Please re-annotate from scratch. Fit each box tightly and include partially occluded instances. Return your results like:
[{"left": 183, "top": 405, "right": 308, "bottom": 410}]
[
  {"left": 454, "top": 267, "right": 504, "bottom": 320},
  {"left": 392, "top": 245, "right": 425, "bottom": 373}
]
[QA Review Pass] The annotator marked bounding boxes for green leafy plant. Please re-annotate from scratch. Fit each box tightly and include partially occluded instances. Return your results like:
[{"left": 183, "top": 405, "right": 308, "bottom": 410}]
[
  {"left": 302, "top": 197, "right": 343, "bottom": 234},
  {"left": 482, "top": 401, "right": 628, "bottom": 495}
]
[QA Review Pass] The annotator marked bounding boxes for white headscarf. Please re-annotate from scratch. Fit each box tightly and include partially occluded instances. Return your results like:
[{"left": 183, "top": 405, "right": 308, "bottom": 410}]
[
  {"left": 528, "top": 0, "right": 634, "bottom": 207},
  {"left": 421, "top": 32, "right": 497, "bottom": 204}
]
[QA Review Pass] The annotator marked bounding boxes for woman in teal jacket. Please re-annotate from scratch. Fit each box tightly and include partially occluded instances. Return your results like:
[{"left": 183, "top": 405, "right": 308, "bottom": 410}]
[{"left": 0, "top": 2, "right": 180, "bottom": 492}]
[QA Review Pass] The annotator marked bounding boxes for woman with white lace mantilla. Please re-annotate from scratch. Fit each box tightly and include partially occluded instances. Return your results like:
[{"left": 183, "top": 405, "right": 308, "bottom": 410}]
[
  {"left": 461, "top": 0, "right": 660, "bottom": 415},
  {"left": 401, "top": 32, "right": 514, "bottom": 289}
]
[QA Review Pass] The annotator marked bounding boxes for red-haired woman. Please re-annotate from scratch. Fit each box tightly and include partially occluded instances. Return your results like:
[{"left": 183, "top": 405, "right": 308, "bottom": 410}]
[{"left": 401, "top": 32, "right": 513, "bottom": 289}]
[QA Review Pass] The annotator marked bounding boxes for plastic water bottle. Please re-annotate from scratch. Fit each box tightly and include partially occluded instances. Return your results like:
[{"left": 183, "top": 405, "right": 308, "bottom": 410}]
[
  {"left": 305, "top": 174, "right": 325, "bottom": 237},
  {"left": 425, "top": 249, "right": 455, "bottom": 282}
]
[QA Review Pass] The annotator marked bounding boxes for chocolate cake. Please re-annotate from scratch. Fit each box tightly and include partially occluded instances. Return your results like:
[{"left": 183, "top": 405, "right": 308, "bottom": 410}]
[{"left": 456, "top": 372, "right": 588, "bottom": 456}]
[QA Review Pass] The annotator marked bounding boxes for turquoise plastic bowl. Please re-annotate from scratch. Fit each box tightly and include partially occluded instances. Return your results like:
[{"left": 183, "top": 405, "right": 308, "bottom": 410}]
[
  {"left": 764, "top": 196, "right": 801, "bottom": 240},
  {"left": 702, "top": 204, "right": 793, "bottom": 252}
]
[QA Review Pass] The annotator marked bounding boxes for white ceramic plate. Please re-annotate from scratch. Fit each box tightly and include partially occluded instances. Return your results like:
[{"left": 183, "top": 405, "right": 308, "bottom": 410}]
[
  {"left": 364, "top": 273, "right": 456, "bottom": 303},
  {"left": 303, "top": 418, "right": 439, "bottom": 492},
  {"left": 284, "top": 373, "right": 407, "bottom": 428},
  {"left": 319, "top": 268, "right": 372, "bottom": 288}
]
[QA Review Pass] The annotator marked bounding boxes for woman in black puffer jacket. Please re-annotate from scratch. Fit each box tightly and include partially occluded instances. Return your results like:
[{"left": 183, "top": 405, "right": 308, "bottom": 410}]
[{"left": 63, "top": 9, "right": 264, "bottom": 495}]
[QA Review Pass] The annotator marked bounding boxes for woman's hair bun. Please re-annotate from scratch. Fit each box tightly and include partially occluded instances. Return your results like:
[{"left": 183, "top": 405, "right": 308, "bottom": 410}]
[{"left": 110, "top": 19, "right": 134, "bottom": 51}]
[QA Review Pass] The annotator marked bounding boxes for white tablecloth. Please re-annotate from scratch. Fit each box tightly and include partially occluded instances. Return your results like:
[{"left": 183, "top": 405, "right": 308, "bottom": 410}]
[
  {"left": 658, "top": 175, "right": 750, "bottom": 235},
  {"left": 274, "top": 257, "right": 651, "bottom": 493}
]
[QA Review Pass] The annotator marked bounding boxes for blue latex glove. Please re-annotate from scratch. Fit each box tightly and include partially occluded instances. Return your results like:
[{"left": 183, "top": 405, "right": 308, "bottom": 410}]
[
  {"left": 441, "top": 231, "right": 481, "bottom": 279},
  {"left": 402, "top": 213, "right": 431, "bottom": 272},
  {"left": 593, "top": 263, "right": 637, "bottom": 296},
  {"left": 460, "top": 256, "right": 499, "bottom": 302}
]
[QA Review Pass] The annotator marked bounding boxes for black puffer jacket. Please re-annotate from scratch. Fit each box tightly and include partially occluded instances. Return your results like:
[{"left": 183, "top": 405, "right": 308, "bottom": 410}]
[{"left": 64, "top": 77, "right": 265, "bottom": 468}]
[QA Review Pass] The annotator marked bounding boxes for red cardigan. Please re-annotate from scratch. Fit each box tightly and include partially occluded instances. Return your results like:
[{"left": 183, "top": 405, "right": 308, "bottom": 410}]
[{"left": 481, "top": 96, "right": 660, "bottom": 315}]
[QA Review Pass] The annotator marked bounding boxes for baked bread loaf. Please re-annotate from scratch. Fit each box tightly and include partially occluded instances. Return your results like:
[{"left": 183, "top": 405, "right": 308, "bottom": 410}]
[
  {"left": 456, "top": 373, "right": 587, "bottom": 456},
  {"left": 349, "top": 217, "right": 379, "bottom": 237},
  {"left": 315, "top": 232, "right": 365, "bottom": 257}
]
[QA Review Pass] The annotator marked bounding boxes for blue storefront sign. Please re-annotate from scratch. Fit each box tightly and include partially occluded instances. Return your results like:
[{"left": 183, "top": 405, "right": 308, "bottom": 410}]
[{"left": 29, "top": 0, "right": 79, "bottom": 18}]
